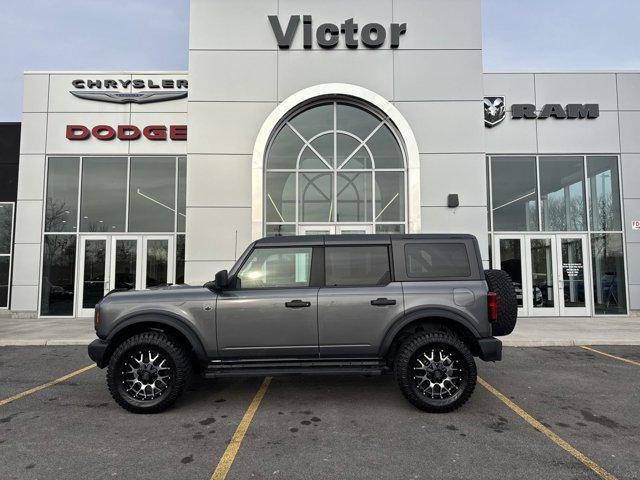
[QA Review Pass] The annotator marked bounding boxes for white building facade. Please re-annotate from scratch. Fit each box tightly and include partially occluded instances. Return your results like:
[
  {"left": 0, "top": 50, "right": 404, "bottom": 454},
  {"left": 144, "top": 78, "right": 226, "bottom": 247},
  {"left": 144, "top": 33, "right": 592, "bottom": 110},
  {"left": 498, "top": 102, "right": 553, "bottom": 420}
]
[{"left": 6, "top": 0, "right": 639, "bottom": 319}]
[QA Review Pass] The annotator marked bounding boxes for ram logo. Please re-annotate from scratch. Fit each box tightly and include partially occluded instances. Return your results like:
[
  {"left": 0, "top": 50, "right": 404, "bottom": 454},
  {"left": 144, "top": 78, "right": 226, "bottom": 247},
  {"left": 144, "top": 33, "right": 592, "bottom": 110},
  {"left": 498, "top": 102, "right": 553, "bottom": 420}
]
[{"left": 484, "top": 96, "right": 506, "bottom": 128}]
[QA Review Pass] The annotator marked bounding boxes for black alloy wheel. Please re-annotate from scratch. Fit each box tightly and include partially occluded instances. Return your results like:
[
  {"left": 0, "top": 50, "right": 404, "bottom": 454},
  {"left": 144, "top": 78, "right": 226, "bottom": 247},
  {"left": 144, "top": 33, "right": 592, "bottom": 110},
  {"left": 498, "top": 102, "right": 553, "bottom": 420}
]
[
  {"left": 395, "top": 332, "right": 477, "bottom": 413},
  {"left": 107, "top": 332, "right": 191, "bottom": 414}
]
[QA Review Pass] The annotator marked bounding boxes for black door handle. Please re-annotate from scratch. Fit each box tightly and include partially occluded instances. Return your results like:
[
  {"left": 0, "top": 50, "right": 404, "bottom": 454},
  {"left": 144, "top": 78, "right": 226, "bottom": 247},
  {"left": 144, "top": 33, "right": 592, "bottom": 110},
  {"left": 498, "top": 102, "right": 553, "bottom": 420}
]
[
  {"left": 285, "top": 299, "right": 311, "bottom": 308},
  {"left": 371, "top": 298, "right": 396, "bottom": 306}
]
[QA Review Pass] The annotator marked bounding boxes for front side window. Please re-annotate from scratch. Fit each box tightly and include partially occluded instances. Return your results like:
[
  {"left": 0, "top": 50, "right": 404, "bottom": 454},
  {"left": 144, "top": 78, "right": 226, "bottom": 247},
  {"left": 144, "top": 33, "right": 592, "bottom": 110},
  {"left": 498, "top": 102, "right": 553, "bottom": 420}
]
[
  {"left": 405, "top": 243, "right": 471, "bottom": 279},
  {"left": 325, "top": 246, "right": 390, "bottom": 286},
  {"left": 236, "top": 247, "right": 313, "bottom": 289},
  {"left": 265, "top": 100, "right": 407, "bottom": 236}
]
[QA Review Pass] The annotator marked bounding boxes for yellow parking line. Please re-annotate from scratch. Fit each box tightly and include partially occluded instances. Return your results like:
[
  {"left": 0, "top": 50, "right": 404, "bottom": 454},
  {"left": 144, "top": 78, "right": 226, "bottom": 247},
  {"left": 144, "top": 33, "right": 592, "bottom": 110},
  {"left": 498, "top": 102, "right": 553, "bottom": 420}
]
[
  {"left": 0, "top": 364, "right": 96, "bottom": 407},
  {"left": 580, "top": 346, "right": 640, "bottom": 367},
  {"left": 477, "top": 376, "right": 617, "bottom": 480},
  {"left": 210, "top": 376, "right": 272, "bottom": 480}
]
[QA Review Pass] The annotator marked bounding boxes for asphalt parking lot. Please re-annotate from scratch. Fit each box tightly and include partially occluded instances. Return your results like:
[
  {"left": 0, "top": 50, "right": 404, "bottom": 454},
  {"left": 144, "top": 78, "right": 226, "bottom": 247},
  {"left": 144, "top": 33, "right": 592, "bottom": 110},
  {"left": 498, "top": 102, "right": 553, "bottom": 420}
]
[{"left": 1, "top": 345, "right": 639, "bottom": 480}]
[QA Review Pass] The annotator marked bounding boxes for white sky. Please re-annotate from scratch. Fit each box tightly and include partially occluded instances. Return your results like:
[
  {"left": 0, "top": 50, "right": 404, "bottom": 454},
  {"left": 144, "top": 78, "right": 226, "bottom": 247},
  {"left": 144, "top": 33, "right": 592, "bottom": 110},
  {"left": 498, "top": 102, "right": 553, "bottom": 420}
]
[{"left": 1, "top": 0, "right": 639, "bottom": 121}]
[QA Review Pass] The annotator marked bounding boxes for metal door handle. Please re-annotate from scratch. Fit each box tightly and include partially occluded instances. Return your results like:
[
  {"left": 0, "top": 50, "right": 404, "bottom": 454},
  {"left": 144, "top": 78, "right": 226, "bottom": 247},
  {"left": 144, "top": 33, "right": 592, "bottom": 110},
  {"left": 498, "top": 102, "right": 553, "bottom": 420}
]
[
  {"left": 371, "top": 298, "right": 396, "bottom": 306},
  {"left": 285, "top": 299, "right": 311, "bottom": 308}
]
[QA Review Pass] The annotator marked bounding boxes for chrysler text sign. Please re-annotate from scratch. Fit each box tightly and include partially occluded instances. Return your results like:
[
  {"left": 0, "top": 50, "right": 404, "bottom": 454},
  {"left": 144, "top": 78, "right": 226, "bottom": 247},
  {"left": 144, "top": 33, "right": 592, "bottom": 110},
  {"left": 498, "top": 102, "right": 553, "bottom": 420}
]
[
  {"left": 66, "top": 125, "right": 187, "bottom": 141},
  {"left": 70, "top": 78, "right": 188, "bottom": 104}
]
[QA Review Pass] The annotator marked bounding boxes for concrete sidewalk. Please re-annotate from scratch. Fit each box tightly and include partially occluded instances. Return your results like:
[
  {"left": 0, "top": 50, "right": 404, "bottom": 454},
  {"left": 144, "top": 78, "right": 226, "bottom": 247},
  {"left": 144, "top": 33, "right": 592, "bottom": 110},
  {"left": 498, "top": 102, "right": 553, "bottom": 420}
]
[{"left": 1, "top": 313, "right": 639, "bottom": 347}]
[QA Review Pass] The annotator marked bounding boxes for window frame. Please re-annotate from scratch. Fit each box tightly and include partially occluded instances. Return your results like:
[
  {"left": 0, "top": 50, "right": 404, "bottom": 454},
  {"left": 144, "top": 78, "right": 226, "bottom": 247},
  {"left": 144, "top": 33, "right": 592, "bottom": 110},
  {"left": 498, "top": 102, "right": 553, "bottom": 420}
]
[
  {"left": 38, "top": 155, "right": 187, "bottom": 318},
  {"left": 263, "top": 99, "right": 408, "bottom": 236},
  {"left": 392, "top": 238, "right": 482, "bottom": 282},
  {"left": 323, "top": 244, "right": 393, "bottom": 288},
  {"left": 231, "top": 245, "right": 323, "bottom": 291},
  {"left": 487, "top": 154, "right": 629, "bottom": 316},
  {"left": 0, "top": 201, "right": 15, "bottom": 309}
]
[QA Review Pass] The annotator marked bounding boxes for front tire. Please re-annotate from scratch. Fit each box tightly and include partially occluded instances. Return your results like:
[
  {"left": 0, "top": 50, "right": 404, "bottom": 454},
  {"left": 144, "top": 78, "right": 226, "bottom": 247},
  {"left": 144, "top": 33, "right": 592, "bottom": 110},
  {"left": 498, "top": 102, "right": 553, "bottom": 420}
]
[
  {"left": 394, "top": 332, "right": 476, "bottom": 413},
  {"left": 107, "top": 332, "right": 191, "bottom": 414}
]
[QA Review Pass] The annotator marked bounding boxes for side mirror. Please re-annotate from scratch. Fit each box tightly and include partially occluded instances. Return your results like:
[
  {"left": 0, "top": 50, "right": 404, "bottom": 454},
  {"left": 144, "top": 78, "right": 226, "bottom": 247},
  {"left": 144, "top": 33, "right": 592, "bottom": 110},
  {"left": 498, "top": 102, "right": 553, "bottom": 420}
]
[{"left": 214, "top": 269, "right": 229, "bottom": 290}]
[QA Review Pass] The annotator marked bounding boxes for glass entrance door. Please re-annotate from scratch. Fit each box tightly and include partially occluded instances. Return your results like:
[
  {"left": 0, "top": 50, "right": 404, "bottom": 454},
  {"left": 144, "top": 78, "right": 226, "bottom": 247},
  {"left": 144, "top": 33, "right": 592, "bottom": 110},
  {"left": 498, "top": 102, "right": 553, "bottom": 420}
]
[
  {"left": 78, "top": 235, "right": 175, "bottom": 316},
  {"left": 493, "top": 234, "right": 592, "bottom": 317},
  {"left": 557, "top": 235, "right": 590, "bottom": 316},
  {"left": 78, "top": 236, "right": 110, "bottom": 317},
  {"left": 110, "top": 236, "right": 174, "bottom": 291},
  {"left": 527, "top": 236, "right": 558, "bottom": 316},
  {"left": 493, "top": 235, "right": 528, "bottom": 317}
]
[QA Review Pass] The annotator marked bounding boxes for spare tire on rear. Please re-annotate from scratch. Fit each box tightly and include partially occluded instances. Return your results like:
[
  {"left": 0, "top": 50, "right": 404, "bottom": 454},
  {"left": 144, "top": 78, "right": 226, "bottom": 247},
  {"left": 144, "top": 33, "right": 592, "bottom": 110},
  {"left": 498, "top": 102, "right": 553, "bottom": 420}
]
[{"left": 484, "top": 270, "right": 518, "bottom": 336}]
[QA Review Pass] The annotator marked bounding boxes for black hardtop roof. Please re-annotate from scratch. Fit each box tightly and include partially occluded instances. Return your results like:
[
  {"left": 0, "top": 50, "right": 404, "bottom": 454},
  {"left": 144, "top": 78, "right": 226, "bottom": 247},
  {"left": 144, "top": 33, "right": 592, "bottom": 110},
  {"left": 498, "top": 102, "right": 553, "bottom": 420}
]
[{"left": 254, "top": 233, "right": 477, "bottom": 247}]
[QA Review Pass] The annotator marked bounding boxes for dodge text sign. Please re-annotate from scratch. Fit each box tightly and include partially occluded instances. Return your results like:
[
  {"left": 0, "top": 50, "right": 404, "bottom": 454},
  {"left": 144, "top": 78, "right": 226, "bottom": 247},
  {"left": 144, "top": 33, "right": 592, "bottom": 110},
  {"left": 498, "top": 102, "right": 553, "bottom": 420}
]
[{"left": 66, "top": 124, "right": 187, "bottom": 141}]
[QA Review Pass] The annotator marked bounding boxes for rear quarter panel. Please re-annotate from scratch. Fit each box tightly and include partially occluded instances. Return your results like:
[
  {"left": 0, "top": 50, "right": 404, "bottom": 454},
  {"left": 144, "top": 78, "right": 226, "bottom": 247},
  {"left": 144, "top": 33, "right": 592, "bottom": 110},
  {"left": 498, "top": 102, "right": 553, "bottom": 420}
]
[{"left": 401, "top": 280, "right": 491, "bottom": 338}]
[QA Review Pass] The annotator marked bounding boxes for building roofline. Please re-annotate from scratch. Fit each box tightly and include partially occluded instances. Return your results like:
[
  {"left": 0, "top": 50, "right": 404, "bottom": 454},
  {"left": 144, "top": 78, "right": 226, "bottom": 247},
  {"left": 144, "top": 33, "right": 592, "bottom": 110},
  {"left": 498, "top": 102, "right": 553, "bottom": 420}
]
[
  {"left": 23, "top": 70, "right": 188, "bottom": 75},
  {"left": 484, "top": 70, "right": 640, "bottom": 74}
]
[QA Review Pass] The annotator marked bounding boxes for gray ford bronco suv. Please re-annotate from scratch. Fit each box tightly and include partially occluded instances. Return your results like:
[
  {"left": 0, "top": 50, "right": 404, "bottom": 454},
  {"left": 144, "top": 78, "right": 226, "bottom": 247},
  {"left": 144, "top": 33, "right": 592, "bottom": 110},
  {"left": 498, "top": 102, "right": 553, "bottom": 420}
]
[{"left": 88, "top": 234, "right": 517, "bottom": 414}]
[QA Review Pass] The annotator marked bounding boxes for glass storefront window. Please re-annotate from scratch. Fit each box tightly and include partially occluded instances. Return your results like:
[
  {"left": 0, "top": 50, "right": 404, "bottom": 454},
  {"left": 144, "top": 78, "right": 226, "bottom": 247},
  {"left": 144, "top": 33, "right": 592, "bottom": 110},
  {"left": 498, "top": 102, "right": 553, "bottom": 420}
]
[
  {"left": 0, "top": 256, "right": 9, "bottom": 308},
  {"left": 265, "top": 224, "right": 296, "bottom": 237},
  {"left": 299, "top": 173, "right": 333, "bottom": 222},
  {"left": 41, "top": 235, "right": 76, "bottom": 316},
  {"left": 337, "top": 172, "right": 372, "bottom": 222},
  {"left": 0, "top": 203, "right": 13, "bottom": 254},
  {"left": 177, "top": 157, "right": 187, "bottom": 233},
  {"left": 265, "top": 100, "right": 407, "bottom": 234},
  {"left": 588, "top": 156, "right": 622, "bottom": 231},
  {"left": 265, "top": 172, "right": 295, "bottom": 223},
  {"left": 591, "top": 233, "right": 627, "bottom": 314},
  {"left": 80, "top": 157, "right": 127, "bottom": 232},
  {"left": 45, "top": 157, "right": 79, "bottom": 232},
  {"left": 491, "top": 156, "right": 538, "bottom": 231},
  {"left": 539, "top": 156, "right": 586, "bottom": 231},
  {"left": 129, "top": 157, "right": 176, "bottom": 232},
  {"left": 375, "top": 172, "right": 405, "bottom": 222},
  {"left": 175, "top": 235, "right": 185, "bottom": 284}
]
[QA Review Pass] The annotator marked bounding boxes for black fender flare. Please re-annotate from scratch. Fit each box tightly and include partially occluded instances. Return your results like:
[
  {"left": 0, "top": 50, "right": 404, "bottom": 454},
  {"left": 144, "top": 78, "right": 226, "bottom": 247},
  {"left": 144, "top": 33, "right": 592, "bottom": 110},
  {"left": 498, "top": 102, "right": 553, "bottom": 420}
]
[
  {"left": 106, "top": 311, "right": 208, "bottom": 362},
  {"left": 378, "top": 307, "right": 481, "bottom": 357}
]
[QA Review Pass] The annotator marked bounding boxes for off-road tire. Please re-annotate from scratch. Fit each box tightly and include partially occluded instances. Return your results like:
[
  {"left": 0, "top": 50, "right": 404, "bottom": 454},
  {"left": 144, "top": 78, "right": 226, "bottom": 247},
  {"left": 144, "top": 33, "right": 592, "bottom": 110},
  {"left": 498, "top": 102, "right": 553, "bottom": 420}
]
[
  {"left": 394, "top": 332, "right": 476, "bottom": 413},
  {"left": 484, "top": 269, "right": 518, "bottom": 336},
  {"left": 107, "top": 332, "right": 191, "bottom": 414}
]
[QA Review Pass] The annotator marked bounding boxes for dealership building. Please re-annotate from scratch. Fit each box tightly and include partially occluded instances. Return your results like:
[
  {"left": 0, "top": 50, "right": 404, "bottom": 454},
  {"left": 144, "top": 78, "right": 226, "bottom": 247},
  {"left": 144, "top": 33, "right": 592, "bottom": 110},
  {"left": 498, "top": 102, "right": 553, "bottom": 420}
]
[{"left": 2, "top": 0, "right": 640, "bottom": 319}]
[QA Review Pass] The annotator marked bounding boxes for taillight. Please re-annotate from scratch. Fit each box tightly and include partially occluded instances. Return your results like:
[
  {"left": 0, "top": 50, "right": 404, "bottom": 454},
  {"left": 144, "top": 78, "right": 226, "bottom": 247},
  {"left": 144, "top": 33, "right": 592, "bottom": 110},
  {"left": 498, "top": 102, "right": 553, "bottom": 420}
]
[
  {"left": 94, "top": 308, "right": 100, "bottom": 327},
  {"left": 487, "top": 292, "right": 498, "bottom": 322}
]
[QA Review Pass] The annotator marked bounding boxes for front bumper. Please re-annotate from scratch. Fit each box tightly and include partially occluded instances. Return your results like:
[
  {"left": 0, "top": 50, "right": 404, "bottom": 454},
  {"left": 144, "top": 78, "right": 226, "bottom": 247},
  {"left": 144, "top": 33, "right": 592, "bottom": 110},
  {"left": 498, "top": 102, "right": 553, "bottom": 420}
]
[
  {"left": 477, "top": 337, "right": 502, "bottom": 362},
  {"left": 88, "top": 338, "right": 109, "bottom": 368}
]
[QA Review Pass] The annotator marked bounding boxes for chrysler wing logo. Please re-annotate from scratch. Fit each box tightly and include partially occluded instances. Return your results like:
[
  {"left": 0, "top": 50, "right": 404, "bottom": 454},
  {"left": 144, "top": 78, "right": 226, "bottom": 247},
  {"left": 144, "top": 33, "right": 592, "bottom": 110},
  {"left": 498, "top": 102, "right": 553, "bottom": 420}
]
[
  {"left": 70, "top": 91, "right": 187, "bottom": 104},
  {"left": 484, "top": 96, "right": 506, "bottom": 127}
]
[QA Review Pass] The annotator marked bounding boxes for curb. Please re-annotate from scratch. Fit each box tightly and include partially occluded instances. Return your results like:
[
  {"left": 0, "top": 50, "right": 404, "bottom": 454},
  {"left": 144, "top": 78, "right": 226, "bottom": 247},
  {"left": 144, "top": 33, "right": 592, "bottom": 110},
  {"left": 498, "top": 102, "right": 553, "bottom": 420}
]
[{"left": 0, "top": 339, "right": 94, "bottom": 347}]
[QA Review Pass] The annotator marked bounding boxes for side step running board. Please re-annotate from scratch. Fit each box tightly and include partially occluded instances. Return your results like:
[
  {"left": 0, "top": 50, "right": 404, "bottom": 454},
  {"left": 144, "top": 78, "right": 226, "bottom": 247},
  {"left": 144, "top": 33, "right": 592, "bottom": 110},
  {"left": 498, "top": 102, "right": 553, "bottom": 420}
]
[{"left": 203, "top": 360, "right": 389, "bottom": 378}]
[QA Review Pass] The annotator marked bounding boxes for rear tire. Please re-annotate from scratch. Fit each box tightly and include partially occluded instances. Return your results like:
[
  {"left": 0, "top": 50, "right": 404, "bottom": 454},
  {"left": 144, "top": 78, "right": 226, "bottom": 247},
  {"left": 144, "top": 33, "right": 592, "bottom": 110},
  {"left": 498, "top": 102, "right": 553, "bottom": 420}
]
[
  {"left": 394, "top": 332, "right": 476, "bottom": 413},
  {"left": 484, "top": 269, "right": 518, "bottom": 336},
  {"left": 107, "top": 332, "right": 191, "bottom": 414}
]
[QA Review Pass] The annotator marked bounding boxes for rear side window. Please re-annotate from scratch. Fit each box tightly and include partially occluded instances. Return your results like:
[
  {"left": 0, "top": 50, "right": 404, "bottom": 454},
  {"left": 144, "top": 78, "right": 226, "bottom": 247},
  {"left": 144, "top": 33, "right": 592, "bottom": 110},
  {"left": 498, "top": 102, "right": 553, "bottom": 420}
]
[
  {"left": 325, "top": 246, "right": 391, "bottom": 286},
  {"left": 404, "top": 243, "right": 471, "bottom": 279}
]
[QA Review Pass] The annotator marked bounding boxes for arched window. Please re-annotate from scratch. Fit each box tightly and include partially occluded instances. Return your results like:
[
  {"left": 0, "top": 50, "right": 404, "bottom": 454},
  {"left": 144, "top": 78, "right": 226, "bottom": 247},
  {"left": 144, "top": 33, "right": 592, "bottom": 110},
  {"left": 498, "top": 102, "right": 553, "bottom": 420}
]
[{"left": 264, "top": 99, "right": 407, "bottom": 236}]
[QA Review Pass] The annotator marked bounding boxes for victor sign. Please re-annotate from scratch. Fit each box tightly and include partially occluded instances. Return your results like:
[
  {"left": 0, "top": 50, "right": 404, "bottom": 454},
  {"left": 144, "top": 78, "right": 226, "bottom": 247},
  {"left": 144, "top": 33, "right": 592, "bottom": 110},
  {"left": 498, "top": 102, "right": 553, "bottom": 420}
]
[
  {"left": 70, "top": 78, "right": 188, "bottom": 104},
  {"left": 269, "top": 15, "right": 406, "bottom": 49}
]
